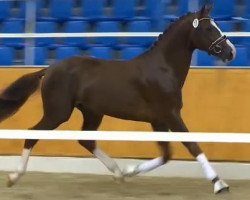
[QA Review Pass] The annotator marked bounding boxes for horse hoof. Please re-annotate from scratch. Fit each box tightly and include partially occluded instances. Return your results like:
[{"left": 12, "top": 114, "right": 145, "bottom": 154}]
[
  {"left": 113, "top": 169, "right": 124, "bottom": 183},
  {"left": 214, "top": 180, "right": 229, "bottom": 194},
  {"left": 6, "top": 175, "right": 15, "bottom": 188}
]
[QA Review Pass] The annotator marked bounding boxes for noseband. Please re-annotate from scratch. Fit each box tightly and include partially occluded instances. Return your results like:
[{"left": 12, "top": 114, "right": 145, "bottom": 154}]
[
  {"left": 198, "top": 18, "right": 227, "bottom": 55},
  {"left": 208, "top": 35, "right": 227, "bottom": 55}
]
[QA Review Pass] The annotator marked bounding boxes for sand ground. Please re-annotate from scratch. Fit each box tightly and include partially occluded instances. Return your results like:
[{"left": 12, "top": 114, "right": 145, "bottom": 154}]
[{"left": 0, "top": 172, "right": 249, "bottom": 200}]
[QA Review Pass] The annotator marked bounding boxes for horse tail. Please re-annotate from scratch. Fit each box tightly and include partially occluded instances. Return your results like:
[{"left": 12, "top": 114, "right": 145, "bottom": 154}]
[{"left": 0, "top": 68, "right": 47, "bottom": 122}]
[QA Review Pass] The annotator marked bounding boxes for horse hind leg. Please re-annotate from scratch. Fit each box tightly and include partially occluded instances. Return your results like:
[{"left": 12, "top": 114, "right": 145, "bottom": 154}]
[
  {"left": 7, "top": 92, "right": 74, "bottom": 187},
  {"left": 77, "top": 108, "right": 123, "bottom": 181}
]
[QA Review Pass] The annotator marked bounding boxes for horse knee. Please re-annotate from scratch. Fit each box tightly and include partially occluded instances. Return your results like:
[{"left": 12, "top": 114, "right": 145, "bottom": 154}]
[{"left": 78, "top": 140, "right": 96, "bottom": 152}]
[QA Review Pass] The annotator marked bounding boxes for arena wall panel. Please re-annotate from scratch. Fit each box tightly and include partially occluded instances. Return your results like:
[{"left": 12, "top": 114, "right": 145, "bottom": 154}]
[{"left": 0, "top": 68, "right": 250, "bottom": 162}]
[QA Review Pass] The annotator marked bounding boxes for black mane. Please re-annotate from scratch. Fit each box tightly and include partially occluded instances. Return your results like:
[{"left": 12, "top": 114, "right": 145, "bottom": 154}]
[{"left": 149, "top": 12, "right": 194, "bottom": 50}]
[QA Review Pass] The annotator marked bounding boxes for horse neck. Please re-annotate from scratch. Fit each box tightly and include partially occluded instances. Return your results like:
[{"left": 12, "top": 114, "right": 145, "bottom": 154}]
[{"left": 157, "top": 21, "right": 195, "bottom": 87}]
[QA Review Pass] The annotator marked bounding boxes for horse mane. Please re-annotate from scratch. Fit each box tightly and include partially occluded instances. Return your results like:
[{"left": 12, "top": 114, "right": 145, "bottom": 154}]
[{"left": 148, "top": 12, "right": 195, "bottom": 50}]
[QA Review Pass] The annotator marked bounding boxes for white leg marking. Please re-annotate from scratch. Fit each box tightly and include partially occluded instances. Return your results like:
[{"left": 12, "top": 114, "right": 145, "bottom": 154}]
[
  {"left": 123, "top": 157, "right": 164, "bottom": 177},
  {"left": 196, "top": 153, "right": 217, "bottom": 180},
  {"left": 93, "top": 148, "right": 123, "bottom": 180},
  {"left": 7, "top": 148, "right": 31, "bottom": 187}
]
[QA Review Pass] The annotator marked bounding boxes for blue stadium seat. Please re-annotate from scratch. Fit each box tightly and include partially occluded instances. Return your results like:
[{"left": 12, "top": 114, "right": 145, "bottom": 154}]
[
  {"left": 36, "top": 0, "right": 46, "bottom": 18},
  {"left": 137, "top": 0, "right": 164, "bottom": 31},
  {"left": 1, "top": 21, "right": 25, "bottom": 49},
  {"left": 158, "top": 19, "right": 172, "bottom": 32},
  {"left": 95, "top": 21, "right": 120, "bottom": 47},
  {"left": 127, "top": 21, "right": 154, "bottom": 47},
  {"left": 35, "top": 22, "right": 57, "bottom": 49},
  {"left": 177, "top": 0, "right": 190, "bottom": 16},
  {"left": 141, "top": 0, "right": 163, "bottom": 19},
  {"left": 0, "top": 47, "right": 14, "bottom": 65},
  {"left": 50, "top": 0, "right": 73, "bottom": 22},
  {"left": 90, "top": 47, "right": 113, "bottom": 60},
  {"left": 15, "top": 1, "right": 26, "bottom": 19},
  {"left": 242, "top": 20, "right": 250, "bottom": 31},
  {"left": 216, "top": 21, "right": 235, "bottom": 32},
  {"left": 121, "top": 47, "right": 145, "bottom": 60},
  {"left": 0, "top": 1, "right": 12, "bottom": 21},
  {"left": 229, "top": 46, "right": 248, "bottom": 66},
  {"left": 245, "top": 0, "right": 250, "bottom": 18},
  {"left": 113, "top": 0, "right": 136, "bottom": 21},
  {"left": 164, "top": 0, "right": 189, "bottom": 20},
  {"left": 56, "top": 46, "right": 81, "bottom": 60},
  {"left": 63, "top": 21, "right": 89, "bottom": 49},
  {"left": 34, "top": 47, "right": 48, "bottom": 65},
  {"left": 199, "top": 0, "right": 235, "bottom": 20},
  {"left": 79, "top": 0, "right": 106, "bottom": 21},
  {"left": 196, "top": 50, "right": 216, "bottom": 66},
  {"left": 240, "top": 20, "right": 250, "bottom": 46}
]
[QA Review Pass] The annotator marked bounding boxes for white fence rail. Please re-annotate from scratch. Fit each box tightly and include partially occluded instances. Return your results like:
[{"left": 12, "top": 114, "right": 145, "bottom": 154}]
[
  {"left": 0, "top": 130, "right": 250, "bottom": 143},
  {"left": 0, "top": 32, "right": 249, "bottom": 38}
]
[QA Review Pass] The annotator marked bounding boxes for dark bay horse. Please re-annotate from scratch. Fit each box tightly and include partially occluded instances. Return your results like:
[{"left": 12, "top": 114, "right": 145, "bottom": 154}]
[{"left": 0, "top": 5, "right": 235, "bottom": 194}]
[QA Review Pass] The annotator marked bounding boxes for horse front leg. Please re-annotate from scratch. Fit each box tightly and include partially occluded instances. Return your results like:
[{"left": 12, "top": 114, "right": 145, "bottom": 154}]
[
  {"left": 123, "top": 121, "right": 171, "bottom": 177},
  {"left": 168, "top": 109, "right": 229, "bottom": 194}
]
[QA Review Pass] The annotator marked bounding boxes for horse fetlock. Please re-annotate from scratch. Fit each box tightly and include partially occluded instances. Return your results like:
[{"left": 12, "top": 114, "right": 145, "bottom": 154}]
[
  {"left": 214, "top": 179, "right": 229, "bottom": 194},
  {"left": 122, "top": 165, "right": 139, "bottom": 177}
]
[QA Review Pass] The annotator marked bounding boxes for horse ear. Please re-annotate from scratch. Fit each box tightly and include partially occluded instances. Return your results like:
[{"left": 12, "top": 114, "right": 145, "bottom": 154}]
[{"left": 200, "top": 4, "right": 213, "bottom": 16}]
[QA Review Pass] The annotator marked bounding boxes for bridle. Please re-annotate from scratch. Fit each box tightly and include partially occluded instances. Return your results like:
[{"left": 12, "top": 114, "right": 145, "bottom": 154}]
[
  {"left": 197, "top": 18, "right": 227, "bottom": 55},
  {"left": 208, "top": 35, "right": 227, "bottom": 55}
]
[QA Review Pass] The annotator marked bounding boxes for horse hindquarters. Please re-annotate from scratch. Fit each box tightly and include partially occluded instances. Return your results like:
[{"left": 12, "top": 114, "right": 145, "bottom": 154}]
[{"left": 7, "top": 69, "right": 75, "bottom": 187}]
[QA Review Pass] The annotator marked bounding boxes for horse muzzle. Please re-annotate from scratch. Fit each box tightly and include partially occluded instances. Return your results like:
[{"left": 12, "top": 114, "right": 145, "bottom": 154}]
[{"left": 222, "top": 40, "right": 236, "bottom": 63}]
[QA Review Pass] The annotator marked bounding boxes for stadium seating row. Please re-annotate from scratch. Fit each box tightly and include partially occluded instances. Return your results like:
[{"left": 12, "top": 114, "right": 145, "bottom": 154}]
[
  {"left": 0, "top": 0, "right": 249, "bottom": 22},
  {"left": 0, "top": 45, "right": 248, "bottom": 67},
  {"left": 0, "top": 0, "right": 249, "bottom": 67},
  {"left": 0, "top": 46, "right": 146, "bottom": 65},
  {"left": 1, "top": 19, "right": 250, "bottom": 49},
  {"left": 0, "top": 20, "right": 158, "bottom": 49}
]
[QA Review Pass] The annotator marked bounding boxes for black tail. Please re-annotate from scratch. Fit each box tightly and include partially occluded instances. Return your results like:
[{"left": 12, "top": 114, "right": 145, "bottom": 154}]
[{"left": 0, "top": 69, "right": 47, "bottom": 122}]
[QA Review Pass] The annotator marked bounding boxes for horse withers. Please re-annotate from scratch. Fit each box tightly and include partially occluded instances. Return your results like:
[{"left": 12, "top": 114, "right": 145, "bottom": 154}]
[{"left": 0, "top": 4, "right": 235, "bottom": 194}]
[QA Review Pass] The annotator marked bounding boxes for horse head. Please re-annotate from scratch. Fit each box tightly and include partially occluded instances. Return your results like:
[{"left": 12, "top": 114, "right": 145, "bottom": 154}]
[{"left": 190, "top": 4, "right": 236, "bottom": 62}]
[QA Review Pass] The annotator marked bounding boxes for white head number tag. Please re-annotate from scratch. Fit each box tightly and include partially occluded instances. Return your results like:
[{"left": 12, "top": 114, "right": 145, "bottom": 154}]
[{"left": 193, "top": 19, "right": 199, "bottom": 28}]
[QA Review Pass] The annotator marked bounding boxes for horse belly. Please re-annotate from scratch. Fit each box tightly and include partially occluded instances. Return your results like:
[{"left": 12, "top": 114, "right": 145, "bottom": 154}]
[
  {"left": 104, "top": 101, "right": 153, "bottom": 122},
  {"left": 79, "top": 88, "right": 153, "bottom": 122}
]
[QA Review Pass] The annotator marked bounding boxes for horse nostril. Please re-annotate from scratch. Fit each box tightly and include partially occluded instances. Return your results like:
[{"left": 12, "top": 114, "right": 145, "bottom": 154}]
[{"left": 229, "top": 51, "right": 235, "bottom": 61}]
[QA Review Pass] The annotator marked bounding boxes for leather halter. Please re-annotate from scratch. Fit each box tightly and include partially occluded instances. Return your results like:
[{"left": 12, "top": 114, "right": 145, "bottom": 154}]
[{"left": 198, "top": 18, "right": 227, "bottom": 55}]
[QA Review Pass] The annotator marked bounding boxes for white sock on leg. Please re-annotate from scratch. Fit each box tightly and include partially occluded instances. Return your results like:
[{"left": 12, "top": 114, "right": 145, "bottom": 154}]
[
  {"left": 93, "top": 148, "right": 121, "bottom": 175},
  {"left": 136, "top": 157, "right": 165, "bottom": 173},
  {"left": 8, "top": 148, "right": 31, "bottom": 187},
  {"left": 123, "top": 157, "right": 165, "bottom": 177},
  {"left": 196, "top": 153, "right": 217, "bottom": 180}
]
